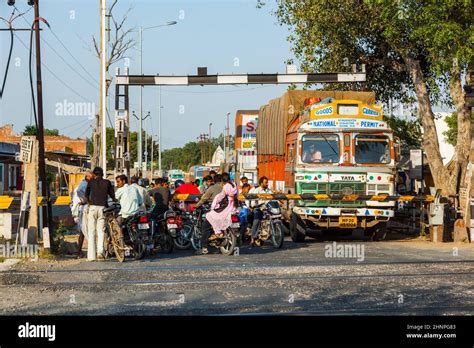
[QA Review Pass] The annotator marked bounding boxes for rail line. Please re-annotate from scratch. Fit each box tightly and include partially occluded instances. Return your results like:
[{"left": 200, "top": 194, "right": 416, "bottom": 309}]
[
  {"left": 3, "top": 258, "right": 473, "bottom": 274},
  {"left": 1, "top": 269, "right": 472, "bottom": 287}
]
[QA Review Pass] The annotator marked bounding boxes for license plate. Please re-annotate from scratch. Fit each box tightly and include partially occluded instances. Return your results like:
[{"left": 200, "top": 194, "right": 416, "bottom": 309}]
[
  {"left": 231, "top": 223, "right": 240, "bottom": 228},
  {"left": 167, "top": 224, "right": 178, "bottom": 229},
  {"left": 339, "top": 216, "right": 357, "bottom": 228},
  {"left": 138, "top": 223, "right": 149, "bottom": 229}
]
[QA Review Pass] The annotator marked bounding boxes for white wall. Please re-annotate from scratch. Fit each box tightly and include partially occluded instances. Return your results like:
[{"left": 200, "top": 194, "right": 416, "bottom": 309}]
[{"left": 434, "top": 112, "right": 455, "bottom": 165}]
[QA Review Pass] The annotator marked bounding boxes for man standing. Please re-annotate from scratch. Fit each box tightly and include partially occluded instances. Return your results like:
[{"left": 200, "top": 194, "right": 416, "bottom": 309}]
[
  {"left": 130, "top": 176, "right": 152, "bottom": 212},
  {"left": 249, "top": 176, "right": 273, "bottom": 246},
  {"left": 70, "top": 171, "right": 93, "bottom": 258},
  {"left": 85, "top": 167, "right": 115, "bottom": 261}
]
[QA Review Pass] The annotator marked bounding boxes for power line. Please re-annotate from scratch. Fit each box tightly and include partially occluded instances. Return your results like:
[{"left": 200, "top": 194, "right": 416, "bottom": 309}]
[
  {"left": 14, "top": 32, "right": 94, "bottom": 102},
  {"left": 58, "top": 118, "right": 92, "bottom": 132},
  {"left": 48, "top": 28, "right": 100, "bottom": 84},
  {"left": 16, "top": 9, "right": 99, "bottom": 90}
]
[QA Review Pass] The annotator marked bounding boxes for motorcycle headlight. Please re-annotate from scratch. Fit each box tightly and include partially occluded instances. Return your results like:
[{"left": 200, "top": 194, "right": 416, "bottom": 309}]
[
  {"left": 266, "top": 201, "right": 280, "bottom": 214},
  {"left": 270, "top": 207, "right": 281, "bottom": 215}
]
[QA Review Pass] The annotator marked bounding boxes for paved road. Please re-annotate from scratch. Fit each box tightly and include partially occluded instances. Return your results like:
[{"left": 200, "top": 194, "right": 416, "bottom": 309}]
[{"left": 0, "top": 237, "right": 473, "bottom": 315}]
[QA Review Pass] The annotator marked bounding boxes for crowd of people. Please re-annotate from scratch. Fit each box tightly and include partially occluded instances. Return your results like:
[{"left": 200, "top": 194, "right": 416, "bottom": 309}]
[{"left": 71, "top": 167, "right": 274, "bottom": 261}]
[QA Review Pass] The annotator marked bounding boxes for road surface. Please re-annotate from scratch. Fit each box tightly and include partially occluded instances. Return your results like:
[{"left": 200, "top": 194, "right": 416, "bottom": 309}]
[{"left": 0, "top": 236, "right": 473, "bottom": 315}]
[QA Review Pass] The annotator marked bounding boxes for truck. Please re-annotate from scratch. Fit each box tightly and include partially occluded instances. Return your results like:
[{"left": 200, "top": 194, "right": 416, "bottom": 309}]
[
  {"left": 234, "top": 110, "right": 259, "bottom": 185},
  {"left": 256, "top": 90, "right": 397, "bottom": 241},
  {"left": 167, "top": 169, "right": 185, "bottom": 183}
]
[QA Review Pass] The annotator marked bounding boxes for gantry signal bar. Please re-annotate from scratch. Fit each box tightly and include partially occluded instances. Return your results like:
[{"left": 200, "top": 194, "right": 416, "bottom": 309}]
[{"left": 114, "top": 66, "right": 367, "bottom": 176}]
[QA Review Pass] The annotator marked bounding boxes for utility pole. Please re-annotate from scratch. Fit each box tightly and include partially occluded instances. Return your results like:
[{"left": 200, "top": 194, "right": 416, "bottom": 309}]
[
  {"left": 225, "top": 112, "right": 230, "bottom": 164},
  {"left": 33, "top": 0, "right": 51, "bottom": 247},
  {"left": 158, "top": 87, "right": 162, "bottom": 177},
  {"left": 100, "top": 0, "right": 107, "bottom": 171},
  {"left": 150, "top": 134, "right": 154, "bottom": 180},
  {"left": 208, "top": 123, "right": 212, "bottom": 164},
  {"left": 138, "top": 26, "right": 143, "bottom": 177}
]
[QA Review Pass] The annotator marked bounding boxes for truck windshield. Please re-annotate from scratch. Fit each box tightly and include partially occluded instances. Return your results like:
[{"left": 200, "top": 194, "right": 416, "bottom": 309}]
[
  {"left": 301, "top": 134, "right": 340, "bottom": 163},
  {"left": 355, "top": 134, "right": 390, "bottom": 164}
]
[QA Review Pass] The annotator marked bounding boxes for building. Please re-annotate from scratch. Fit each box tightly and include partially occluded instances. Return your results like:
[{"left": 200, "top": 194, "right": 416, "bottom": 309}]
[
  {"left": 0, "top": 142, "right": 22, "bottom": 194},
  {"left": 0, "top": 124, "right": 87, "bottom": 155}
]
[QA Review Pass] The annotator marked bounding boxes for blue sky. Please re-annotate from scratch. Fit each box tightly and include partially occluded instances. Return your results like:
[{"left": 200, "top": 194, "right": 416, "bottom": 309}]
[{"left": 0, "top": 0, "right": 293, "bottom": 149}]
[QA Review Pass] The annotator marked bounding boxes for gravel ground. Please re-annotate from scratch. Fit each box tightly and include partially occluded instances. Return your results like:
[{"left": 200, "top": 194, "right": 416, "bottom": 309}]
[{"left": 0, "top": 236, "right": 473, "bottom": 315}]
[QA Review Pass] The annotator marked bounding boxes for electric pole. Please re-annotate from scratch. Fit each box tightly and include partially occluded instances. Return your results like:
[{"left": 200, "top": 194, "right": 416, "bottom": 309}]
[
  {"left": 33, "top": 0, "right": 52, "bottom": 247},
  {"left": 100, "top": 0, "right": 107, "bottom": 171}
]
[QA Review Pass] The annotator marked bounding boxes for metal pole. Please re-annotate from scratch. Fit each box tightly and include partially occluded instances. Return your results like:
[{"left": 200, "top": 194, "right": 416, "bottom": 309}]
[
  {"left": 226, "top": 112, "right": 230, "bottom": 163},
  {"left": 138, "top": 26, "right": 143, "bottom": 177},
  {"left": 100, "top": 0, "right": 107, "bottom": 171},
  {"left": 33, "top": 0, "right": 50, "bottom": 243},
  {"left": 150, "top": 134, "right": 154, "bottom": 180},
  {"left": 158, "top": 86, "right": 162, "bottom": 177}
]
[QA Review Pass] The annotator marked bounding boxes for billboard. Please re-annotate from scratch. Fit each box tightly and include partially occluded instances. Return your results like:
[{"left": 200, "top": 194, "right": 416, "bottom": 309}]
[{"left": 241, "top": 114, "right": 258, "bottom": 150}]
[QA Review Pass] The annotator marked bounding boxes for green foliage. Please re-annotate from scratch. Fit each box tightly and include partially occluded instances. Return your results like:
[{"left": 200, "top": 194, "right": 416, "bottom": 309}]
[
  {"left": 23, "top": 125, "right": 60, "bottom": 136},
  {"left": 161, "top": 134, "right": 233, "bottom": 171},
  {"left": 383, "top": 114, "right": 422, "bottom": 147},
  {"left": 273, "top": 0, "right": 473, "bottom": 106},
  {"left": 442, "top": 112, "right": 474, "bottom": 146}
]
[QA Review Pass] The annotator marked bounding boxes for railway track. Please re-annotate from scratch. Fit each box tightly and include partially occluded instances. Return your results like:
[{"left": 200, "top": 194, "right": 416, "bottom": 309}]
[{"left": 3, "top": 258, "right": 473, "bottom": 274}]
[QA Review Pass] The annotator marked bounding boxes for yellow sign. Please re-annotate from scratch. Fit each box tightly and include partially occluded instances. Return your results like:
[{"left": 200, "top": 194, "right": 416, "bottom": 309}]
[
  {"left": 310, "top": 100, "right": 383, "bottom": 121},
  {"left": 0, "top": 196, "right": 14, "bottom": 210}
]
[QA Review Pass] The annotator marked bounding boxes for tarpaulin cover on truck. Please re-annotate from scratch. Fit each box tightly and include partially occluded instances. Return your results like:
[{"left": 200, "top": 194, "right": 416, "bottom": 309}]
[{"left": 257, "top": 90, "right": 375, "bottom": 156}]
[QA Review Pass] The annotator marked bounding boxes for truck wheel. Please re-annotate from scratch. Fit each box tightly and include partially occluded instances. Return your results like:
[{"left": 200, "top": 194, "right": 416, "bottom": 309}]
[
  {"left": 372, "top": 223, "right": 388, "bottom": 241},
  {"left": 290, "top": 212, "right": 306, "bottom": 243}
]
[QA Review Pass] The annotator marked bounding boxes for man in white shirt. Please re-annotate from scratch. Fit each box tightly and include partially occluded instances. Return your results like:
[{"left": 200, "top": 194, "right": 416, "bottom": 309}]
[
  {"left": 70, "top": 171, "right": 93, "bottom": 258},
  {"left": 115, "top": 175, "right": 143, "bottom": 225},
  {"left": 130, "top": 176, "right": 152, "bottom": 212},
  {"left": 249, "top": 176, "right": 273, "bottom": 245}
]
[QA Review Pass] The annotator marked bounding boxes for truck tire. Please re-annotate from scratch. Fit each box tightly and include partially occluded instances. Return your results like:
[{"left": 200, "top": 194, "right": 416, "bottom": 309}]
[
  {"left": 372, "top": 223, "right": 388, "bottom": 241},
  {"left": 290, "top": 212, "right": 306, "bottom": 243}
]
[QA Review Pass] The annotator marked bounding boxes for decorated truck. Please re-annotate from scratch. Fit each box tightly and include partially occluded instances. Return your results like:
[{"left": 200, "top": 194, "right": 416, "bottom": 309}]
[{"left": 256, "top": 90, "right": 397, "bottom": 241}]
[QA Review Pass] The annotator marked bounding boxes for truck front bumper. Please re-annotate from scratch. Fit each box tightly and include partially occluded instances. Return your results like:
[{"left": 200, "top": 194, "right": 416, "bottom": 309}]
[{"left": 293, "top": 206, "right": 393, "bottom": 229}]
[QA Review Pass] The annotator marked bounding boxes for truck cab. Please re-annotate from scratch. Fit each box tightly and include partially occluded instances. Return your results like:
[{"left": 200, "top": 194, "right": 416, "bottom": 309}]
[{"left": 287, "top": 98, "right": 396, "bottom": 241}]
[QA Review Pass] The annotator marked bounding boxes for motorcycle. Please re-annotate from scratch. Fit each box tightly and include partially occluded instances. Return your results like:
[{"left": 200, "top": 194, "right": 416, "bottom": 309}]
[
  {"left": 170, "top": 204, "right": 193, "bottom": 250},
  {"left": 249, "top": 200, "right": 284, "bottom": 249},
  {"left": 190, "top": 204, "right": 239, "bottom": 256},
  {"left": 148, "top": 209, "right": 175, "bottom": 254},
  {"left": 103, "top": 203, "right": 149, "bottom": 261}
]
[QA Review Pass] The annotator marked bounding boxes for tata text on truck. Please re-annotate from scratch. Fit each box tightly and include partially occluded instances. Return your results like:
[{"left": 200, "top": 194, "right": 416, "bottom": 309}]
[{"left": 256, "top": 91, "right": 397, "bottom": 241}]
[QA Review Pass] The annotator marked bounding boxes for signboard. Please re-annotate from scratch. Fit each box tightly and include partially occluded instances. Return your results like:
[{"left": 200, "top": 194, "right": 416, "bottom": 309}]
[
  {"left": 409, "top": 149, "right": 423, "bottom": 179},
  {"left": 20, "top": 137, "right": 34, "bottom": 163},
  {"left": 241, "top": 114, "right": 258, "bottom": 150},
  {"left": 303, "top": 118, "right": 387, "bottom": 130}
]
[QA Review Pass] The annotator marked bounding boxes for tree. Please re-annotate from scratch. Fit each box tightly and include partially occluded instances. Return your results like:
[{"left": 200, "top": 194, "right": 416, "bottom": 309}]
[
  {"left": 273, "top": 0, "right": 473, "bottom": 195},
  {"left": 383, "top": 115, "right": 422, "bottom": 147},
  {"left": 92, "top": 0, "right": 135, "bottom": 93},
  {"left": 23, "top": 125, "right": 60, "bottom": 136},
  {"left": 443, "top": 112, "right": 474, "bottom": 147}
]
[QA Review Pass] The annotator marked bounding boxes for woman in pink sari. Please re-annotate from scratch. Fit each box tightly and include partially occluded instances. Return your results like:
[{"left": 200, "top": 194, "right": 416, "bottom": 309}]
[{"left": 196, "top": 173, "right": 238, "bottom": 255}]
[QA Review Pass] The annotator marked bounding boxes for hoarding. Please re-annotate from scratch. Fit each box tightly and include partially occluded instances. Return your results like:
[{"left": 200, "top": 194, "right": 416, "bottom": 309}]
[{"left": 241, "top": 114, "right": 258, "bottom": 150}]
